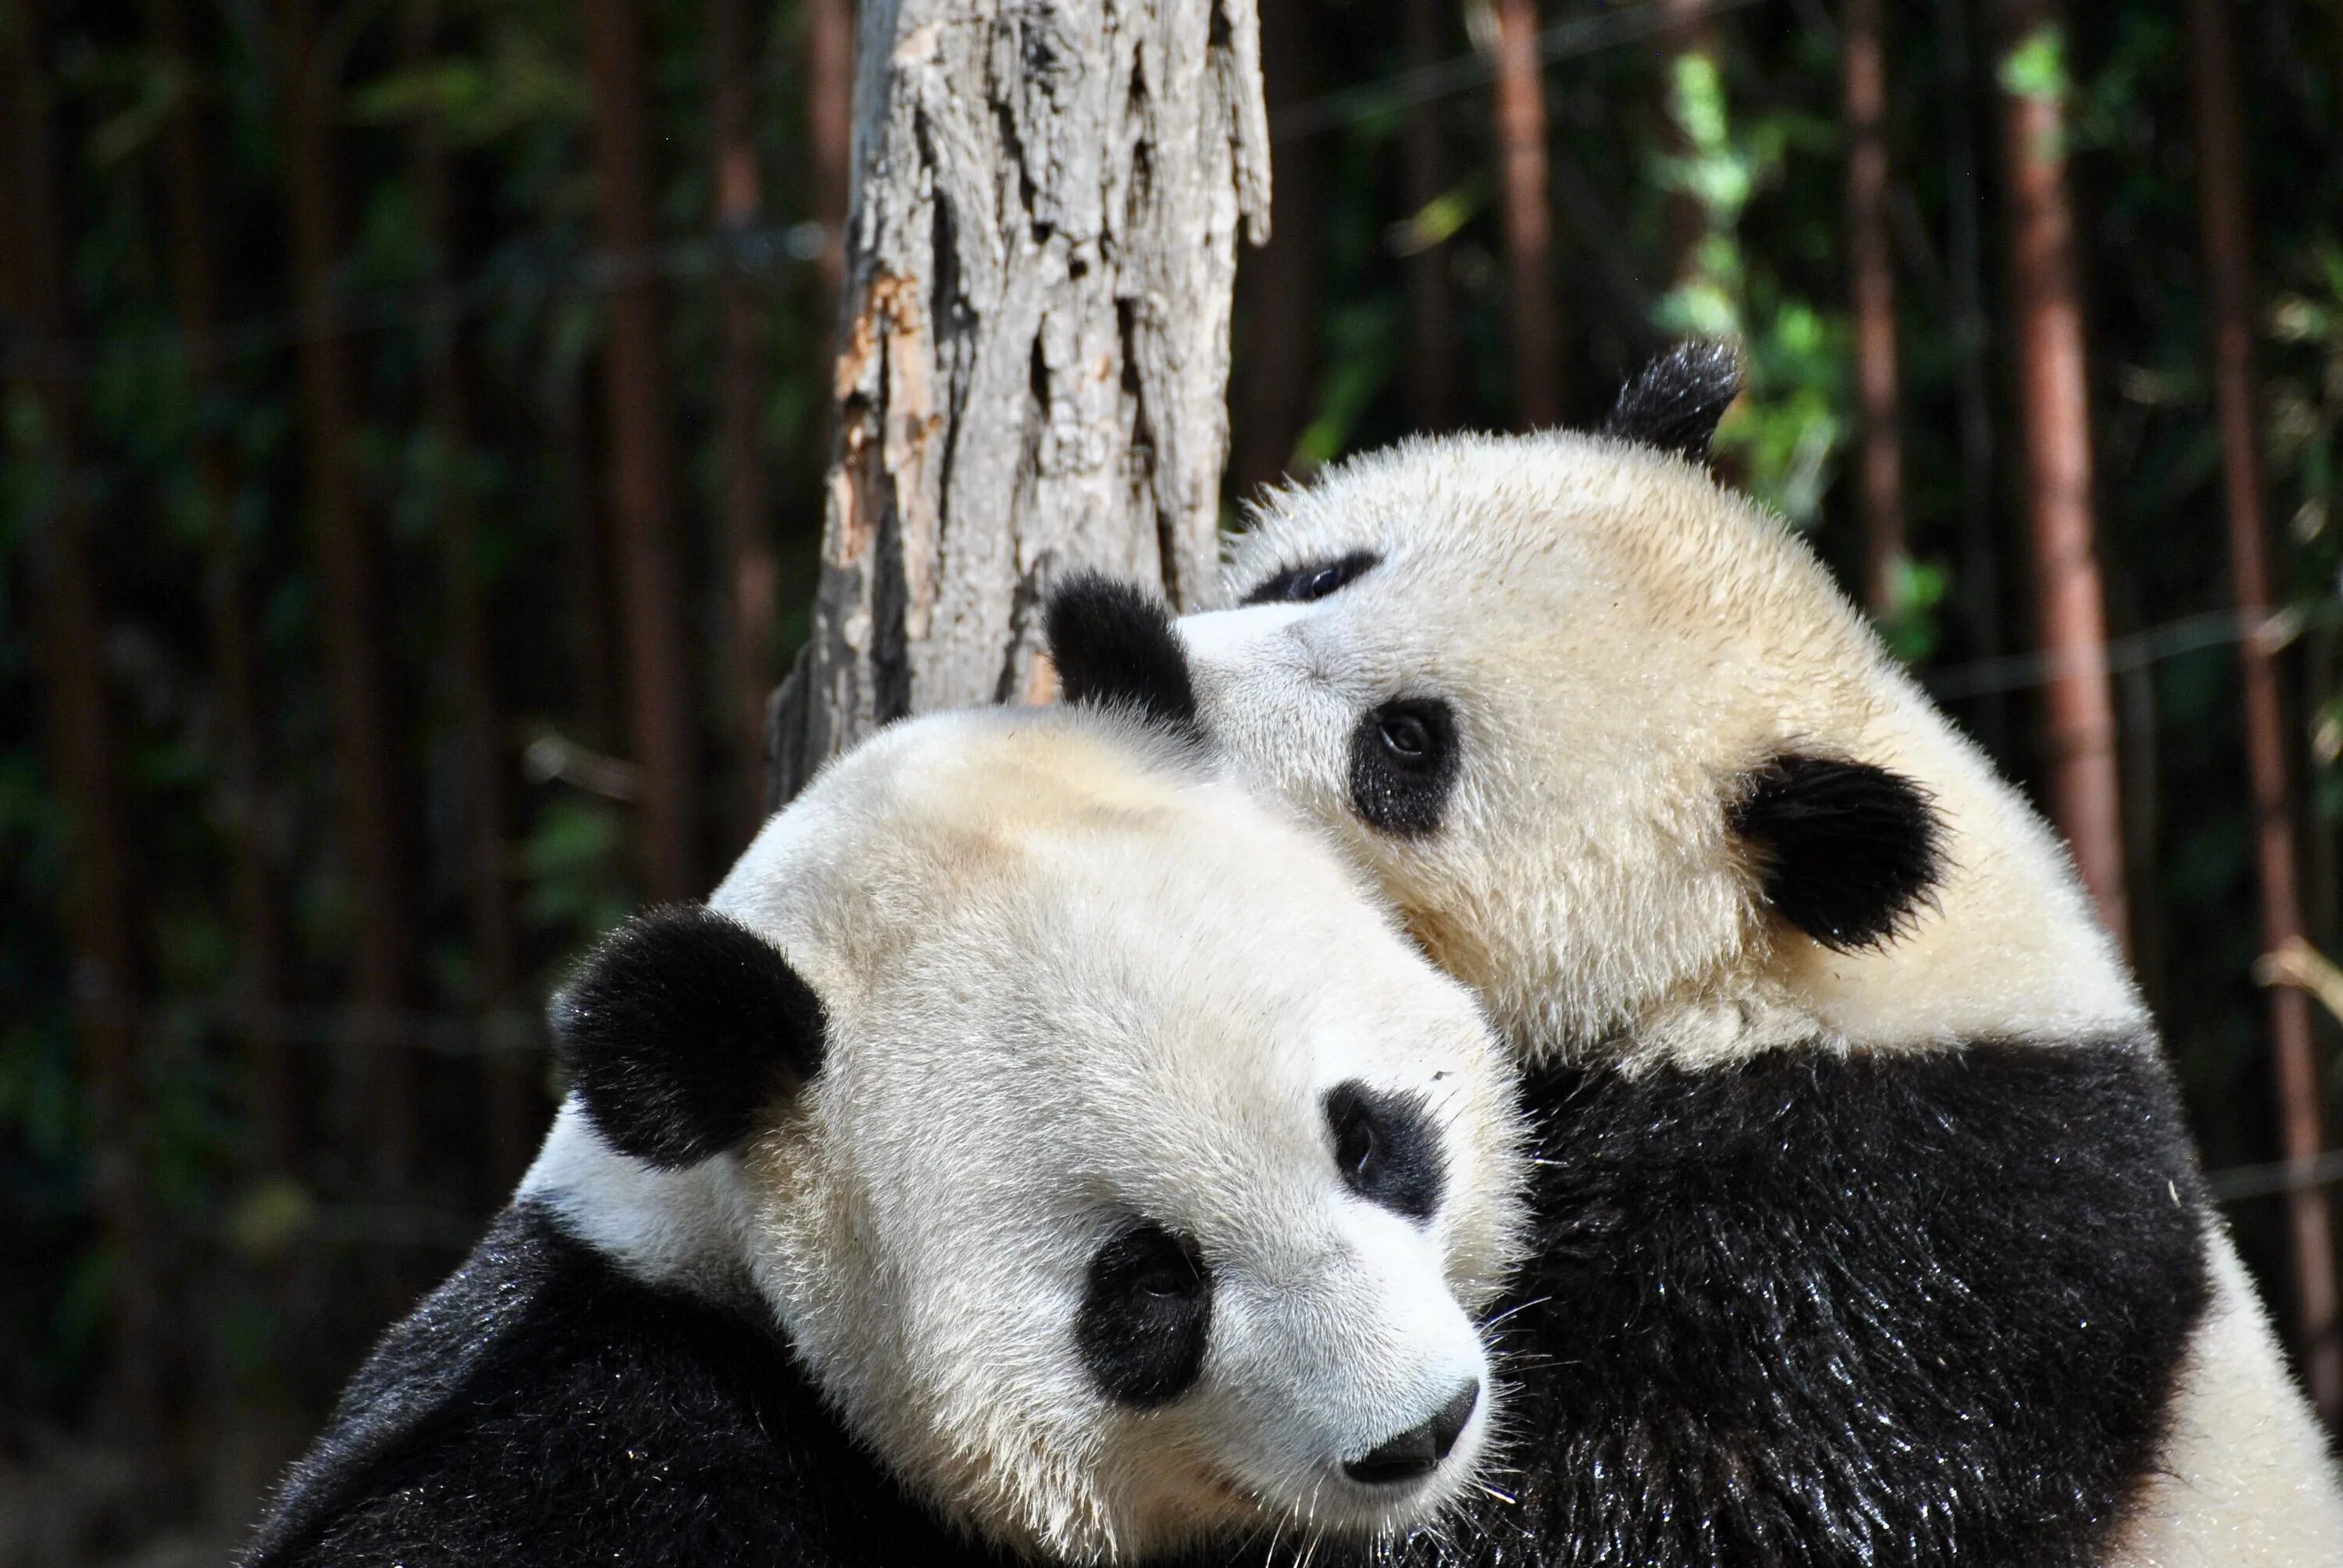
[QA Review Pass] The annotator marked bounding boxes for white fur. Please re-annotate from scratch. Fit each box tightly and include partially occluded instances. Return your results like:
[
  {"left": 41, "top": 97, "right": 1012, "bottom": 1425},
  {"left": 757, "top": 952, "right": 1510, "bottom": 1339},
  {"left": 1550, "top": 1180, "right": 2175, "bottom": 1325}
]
[
  {"left": 523, "top": 707, "right": 1525, "bottom": 1563},
  {"left": 1175, "top": 430, "right": 2343, "bottom": 1556}
]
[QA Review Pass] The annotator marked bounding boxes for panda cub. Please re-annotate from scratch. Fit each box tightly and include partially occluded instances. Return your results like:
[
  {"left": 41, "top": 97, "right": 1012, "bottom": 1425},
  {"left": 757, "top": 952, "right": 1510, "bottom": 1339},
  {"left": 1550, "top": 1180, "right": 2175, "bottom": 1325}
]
[
  {"left": 1047, "top": 344, "right": 2343, "bottom": 1566},
  {"left": 242, "top": 706, "right": 1524, "bottom": 1567}
]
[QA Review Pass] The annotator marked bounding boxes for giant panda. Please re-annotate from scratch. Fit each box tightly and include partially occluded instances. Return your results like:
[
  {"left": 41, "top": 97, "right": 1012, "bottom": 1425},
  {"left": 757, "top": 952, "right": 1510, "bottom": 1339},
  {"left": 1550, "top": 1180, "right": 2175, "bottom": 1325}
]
[
  {"left": 1044, "top": 344, "right": 2343, "bottom": 1566},
  {"left": 241, "top": 704, "right": 1525, "bottom": 1567}
]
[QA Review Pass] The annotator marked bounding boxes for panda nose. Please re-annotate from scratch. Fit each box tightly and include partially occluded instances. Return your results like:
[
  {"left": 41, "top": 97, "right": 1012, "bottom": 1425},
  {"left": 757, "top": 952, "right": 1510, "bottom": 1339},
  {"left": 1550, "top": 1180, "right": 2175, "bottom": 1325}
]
[{"left": 1342, "top": 1381, "right": 1480, "bottom": 1484}]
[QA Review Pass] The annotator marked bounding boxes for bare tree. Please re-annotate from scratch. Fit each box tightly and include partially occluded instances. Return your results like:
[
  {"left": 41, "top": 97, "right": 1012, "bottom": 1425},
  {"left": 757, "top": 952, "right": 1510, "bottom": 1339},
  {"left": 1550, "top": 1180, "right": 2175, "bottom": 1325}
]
[
  {"left": 159, "top": 0, "right": 296, "bottom": 1174},
  {"left": 280, "top": 0, "right": 423, "bottom": 1188},
  {"left": 1400, "top": 0, "right": 1458, "bottom": 432},
  {"left": 769, "top": 0, "right": 1271, "bottom": 800},
  {"left": 1491, "top": 0, "right": 1560, "bottom": 427},
  {"left": 1936, "top": 0, "right": 2007, "bottom": 756},
  {"left": 1657, "top": 0, "right": 1721, "bottom": 291},
  {"left": 711, "top": 0, "right": 780, "bottom": 848},
  {"left": 3, "top": 0, "right": 162, "bottom": 1422},
  {"left": 1843, "top": 0, "right": 1907, "bottom": 620},
  {"left": 804, "top": 0, "right": 854, "bottom": 311},
  {"left": 2185, "top": 0, "right": 2340, "bottom": 1424},
  {"left": 584, "top": 0, "right": 701, "bottom": 901},
  {"left": 403, "top": 0, "right": 535, "bottom": 1185},
  {"left": 1232, "top": 0, "right": 1319, "bottom": 493},
  {"left": 1991, "top": 0, "right": 2127, "bottom": 946}
]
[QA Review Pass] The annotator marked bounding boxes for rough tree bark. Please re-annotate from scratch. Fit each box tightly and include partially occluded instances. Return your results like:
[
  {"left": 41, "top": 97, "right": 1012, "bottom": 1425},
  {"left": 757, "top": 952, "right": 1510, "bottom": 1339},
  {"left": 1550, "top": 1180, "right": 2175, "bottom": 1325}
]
[
  {"left": 4, "top": 0, "right": 162, "bottom": 1423},
  {"left": 1992, "top": 0, "right": 2128, "bottom": 948},
  {"left": 585, "top": 0, "right": 700, "bottom": 901},
  {"left": 711, "top": 0, "right": 781, "bottom": 846},
  {"left": 1492, "top": 0, "right": 1560, "bottom": 428},
  {"left": 280, "top": 0, "right": 423, "bottom": 1188},
  {"left": 404, "top": 0, "right": 535, "bottom": 1186},
  {"left": 768, "top": 0, "right": 1271, "bottom": 802},
  {"left": 2185, "top": 0, "right": 2340, "bottom": 1424},
  {"left": 159, "top": 0, "right": 296, "bottom": 1174},
  {"left": 1843, "top": 0, "right": 1908, "bottom": 620},
  {"left": 1400, "top": 0, "right": 1457, "bottom": 433}
]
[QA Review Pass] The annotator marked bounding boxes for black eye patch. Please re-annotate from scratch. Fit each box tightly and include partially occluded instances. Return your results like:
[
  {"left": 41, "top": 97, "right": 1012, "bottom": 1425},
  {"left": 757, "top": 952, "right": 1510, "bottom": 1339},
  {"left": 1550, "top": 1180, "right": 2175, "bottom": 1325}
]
[
  {"left": 1239, "top": 551, "right": 1379, "bottom": 607},
  {"left": 1075, "top": 1221, "right": 1212, "bottom": 1407},
  {"left": 1325, "top": 1082, "right": 1446, "bottom": 1221},
  {"left": 1348, "top": 697, "right": 1460, "bottom": 836}
]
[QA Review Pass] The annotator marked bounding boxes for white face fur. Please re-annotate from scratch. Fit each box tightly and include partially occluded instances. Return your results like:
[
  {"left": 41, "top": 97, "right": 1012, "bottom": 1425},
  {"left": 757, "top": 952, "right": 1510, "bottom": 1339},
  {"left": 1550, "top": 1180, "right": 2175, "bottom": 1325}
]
[
  {"left": 533, "top": 709, "right": 1523, "bottom": 1564},
  {"left": 1172, "top": 430, "right": 2142, "bottom": 1064}
]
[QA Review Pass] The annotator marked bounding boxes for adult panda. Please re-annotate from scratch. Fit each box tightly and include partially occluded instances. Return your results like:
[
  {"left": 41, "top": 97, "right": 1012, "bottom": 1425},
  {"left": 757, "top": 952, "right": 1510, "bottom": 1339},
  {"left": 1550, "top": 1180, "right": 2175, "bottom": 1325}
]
[
  {"left": 241, "top": 705, "right": 1525, "bottom": 1567},
  {"left": 1046, "top": 344, "right": 2343, "bottom": 1566}
]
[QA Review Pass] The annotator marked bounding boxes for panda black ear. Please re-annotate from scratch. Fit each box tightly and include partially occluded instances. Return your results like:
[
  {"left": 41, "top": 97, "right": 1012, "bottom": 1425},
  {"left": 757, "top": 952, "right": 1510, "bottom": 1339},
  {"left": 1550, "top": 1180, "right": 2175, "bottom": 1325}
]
[
  {"left": 1043, "top": 572, "right": 1200, "bottom": 736},
  {"left": 551, "top": 904, "right": 826, "bottom": 1169},
  {"left": 1728, "top": 754, "right": 1945, "bottom": 952},
  {"left": 1603, "top": 340, "right": 1742, "bottom": 465}
]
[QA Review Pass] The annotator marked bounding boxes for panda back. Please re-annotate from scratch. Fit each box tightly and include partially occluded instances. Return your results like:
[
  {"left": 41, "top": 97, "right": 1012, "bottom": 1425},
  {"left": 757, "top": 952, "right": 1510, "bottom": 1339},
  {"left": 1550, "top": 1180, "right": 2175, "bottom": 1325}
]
[{"left": 241, "top": 1203, "right": 979, "bottom": 1568}]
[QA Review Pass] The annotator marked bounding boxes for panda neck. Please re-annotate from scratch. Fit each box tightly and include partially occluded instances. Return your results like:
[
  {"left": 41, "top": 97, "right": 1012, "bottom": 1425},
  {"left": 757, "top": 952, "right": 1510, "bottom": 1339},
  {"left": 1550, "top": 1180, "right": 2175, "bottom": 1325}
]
[
  {"left": 519, "top": 1101, "right": 762, "bottom": 1299},
  {"left": 1587, "top": 691, "right": 2148, "bottom": 1071}
]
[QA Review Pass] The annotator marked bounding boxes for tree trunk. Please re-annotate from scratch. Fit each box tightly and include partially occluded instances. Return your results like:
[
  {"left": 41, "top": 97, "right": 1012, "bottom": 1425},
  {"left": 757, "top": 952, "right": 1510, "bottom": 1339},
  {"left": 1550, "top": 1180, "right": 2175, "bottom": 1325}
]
[
  {"left": 404, "top": 0, "right": 536, "bottom": 1188},
  {"left": 584, "top": 0, "right": 701, "bottom": 902},
  {"left": 159, "top": 0, "right": 296, "bottom": 1174},
  {"left": 1937, "top": 0, "right": 2007, "bottom": 756},
  {"left": 281, "top": 0, "right": 425, "bottom": 1190},
  {"left": 1991, "top": 0, "right": 2127, "bottom": 948},
  {"left": 1232, "top": 0, "right": 1318, "bottom": 493},
  {"left": 1400, "top": 0, "right": 1457, "bottom": 433},
  {"left": 804, "top": 0, "right": 854, "bottom": 312},
  {"left": 1657, "top": 0, "right": 1720, "bottom": 292},
  {"left": 711, "top": 0, "right": 781, "bottom": 849},
  {"left": 1843, "top": 0, "right": 1907, "bottom": 620},
  {"left": 2, "top": 0, "right": 162, "bottom": 1424},
  {"left": 2185, "top": 0, "right": 2340, "bottom": 1424},
  {"left": 1492, "top": 0, "right": 1560, "bottom": 428},
  {"left": 768, "top": 0, "right": 1271, "bottom": 803}
]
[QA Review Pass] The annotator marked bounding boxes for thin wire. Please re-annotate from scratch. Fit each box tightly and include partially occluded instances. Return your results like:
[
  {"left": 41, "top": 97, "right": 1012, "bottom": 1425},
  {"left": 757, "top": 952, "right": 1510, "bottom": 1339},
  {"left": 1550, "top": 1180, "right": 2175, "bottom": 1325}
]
[
  {"left": 0, "top": 219, "right": 827, "bottom": 380},
  {"left": 1920, "top": 597, "right": 2343, "bottom": 702},
  {"left": 1270, "top": 0, "right": 1768, "bottom": 144}
]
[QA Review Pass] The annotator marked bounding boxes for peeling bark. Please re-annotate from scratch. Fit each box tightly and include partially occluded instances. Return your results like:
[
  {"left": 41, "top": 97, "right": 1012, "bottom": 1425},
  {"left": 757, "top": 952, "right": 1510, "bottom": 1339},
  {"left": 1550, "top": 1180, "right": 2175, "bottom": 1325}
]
[{"left": 770, "top": 0, "right": 1271, "bottom": 804}]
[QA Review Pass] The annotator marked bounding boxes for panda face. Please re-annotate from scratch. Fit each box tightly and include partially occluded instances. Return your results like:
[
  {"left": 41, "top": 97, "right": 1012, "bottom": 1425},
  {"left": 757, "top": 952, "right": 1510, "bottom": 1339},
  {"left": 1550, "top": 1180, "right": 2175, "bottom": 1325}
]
[
  {"left": 567, "top": 711, "right": 1524, "bottom": 1563},
  {"left": 1142, "top": 424, "right": 1980, "bottom": 1063}
]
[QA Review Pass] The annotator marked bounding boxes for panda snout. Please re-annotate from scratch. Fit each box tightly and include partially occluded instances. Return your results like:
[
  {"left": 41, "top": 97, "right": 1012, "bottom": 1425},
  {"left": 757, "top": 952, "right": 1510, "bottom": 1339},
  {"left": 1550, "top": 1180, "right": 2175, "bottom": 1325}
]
[{"left": 1342, "top": 1379, "right": 1481, "bottom": 1485}]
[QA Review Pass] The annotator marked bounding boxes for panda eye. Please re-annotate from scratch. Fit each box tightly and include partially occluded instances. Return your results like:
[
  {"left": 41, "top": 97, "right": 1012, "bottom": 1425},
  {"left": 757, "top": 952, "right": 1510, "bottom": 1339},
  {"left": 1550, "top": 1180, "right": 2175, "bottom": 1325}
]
[
  {"left": 1077, "top": 1221, "right": 1213, "bottom": 1407},
  {"left": 1325, "top": 1082, "right": 1446, "bottom": 1222},
  {"left": 1239, "top": 551, "right": 1379, "bottom": 606},
  {"left": 1379, "top": 712, "right": 1431, "bottom": 762}
]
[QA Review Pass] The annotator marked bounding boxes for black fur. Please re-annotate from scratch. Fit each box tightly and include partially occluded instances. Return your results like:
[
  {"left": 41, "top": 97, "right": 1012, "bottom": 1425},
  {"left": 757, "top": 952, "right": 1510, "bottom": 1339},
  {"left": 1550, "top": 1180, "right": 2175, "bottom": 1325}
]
[
  {"left": 1730, "top": 754, "right": 1946, "bottom": 951},
  {"left": 1043, "top": 572, "right": 1200, "bottom": 733},
  {"left": 1241, "top": 551, "right": 1381, "bottom": 607},
  {"left": 551, "top": 905, "right": 826, "bottom": 1169},
  {"left": 1349, "top": 697, "right": 1460, "bottom": 836},
  {"left": 1076, "top": 1221, "right": 1213, "bottom": 1407},
  {"left": 241, "top": 1203, "right": 990, "bottom": 1567},
  {"left": 1384, "top": 1037, "right": 2208, "bottom": 1568},
  {"left": 1602, "top": 340, "right": 1742, "bottom": 465},
  {"left": 1326, "top": 1082, "right": 1446, "bottom": 1221}
]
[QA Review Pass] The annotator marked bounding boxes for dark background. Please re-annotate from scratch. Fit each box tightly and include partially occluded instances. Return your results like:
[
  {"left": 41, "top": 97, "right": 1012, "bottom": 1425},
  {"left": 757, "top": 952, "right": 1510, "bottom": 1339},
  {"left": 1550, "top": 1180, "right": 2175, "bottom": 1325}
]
[{"left": 5, "top": 0, "right": 2341, "bottom": 1560}]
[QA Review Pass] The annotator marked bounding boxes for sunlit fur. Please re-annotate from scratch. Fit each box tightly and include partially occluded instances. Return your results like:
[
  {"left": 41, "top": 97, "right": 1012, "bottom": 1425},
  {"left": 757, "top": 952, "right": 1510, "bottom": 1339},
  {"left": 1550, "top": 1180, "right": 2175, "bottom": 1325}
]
[
  {"left": 526, "top": 707, "right": 1524, "bottom": 1563},
  {"left": 1173, "top": 430, "right": 2343, "bottom": 1563}
]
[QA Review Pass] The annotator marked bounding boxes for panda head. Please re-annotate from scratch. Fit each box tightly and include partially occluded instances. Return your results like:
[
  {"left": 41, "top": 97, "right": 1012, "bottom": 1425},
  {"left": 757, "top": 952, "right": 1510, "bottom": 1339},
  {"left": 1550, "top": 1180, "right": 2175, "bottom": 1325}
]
[
  {"left": 1050, "top": 345, "right": 2138, "bottom": 1064},
  {"left": 544, "top": 709, "right": 1523, "bottom": 1563}
]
